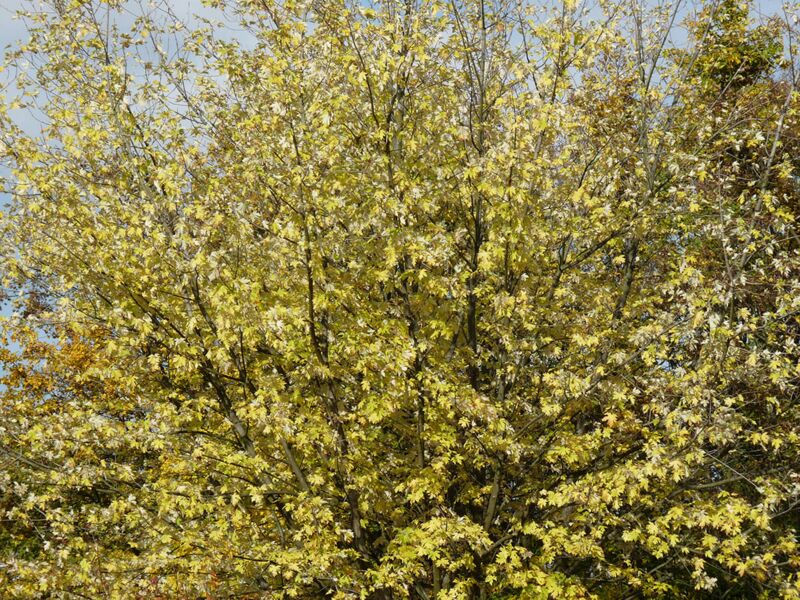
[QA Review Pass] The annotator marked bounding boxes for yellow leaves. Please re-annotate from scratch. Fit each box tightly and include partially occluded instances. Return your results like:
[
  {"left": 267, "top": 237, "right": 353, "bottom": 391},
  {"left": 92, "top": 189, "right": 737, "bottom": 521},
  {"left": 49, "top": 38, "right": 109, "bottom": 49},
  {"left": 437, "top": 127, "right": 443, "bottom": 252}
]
[
  {"left": 622, "top": 529, "right": 642, "bottom": 543},
  {"left": 571, "top": 186, "right": 589, "bottom": 205},
  {"left": 641, "top": 344, "right": 658, "bottom": 366},
  {"left": 79, "top": 558, "right": 92, "bottom": 575},
  {"left": 208, "top": 526, "right": 226, "bottom": 543},
  {"left": 645, "top": 534, "right": 671, "bottom": 559},
  {"left": 602, "top": 411, "right": 619, "bottom": 429},
  {"left": 572, "top": 331, "right": 600, "bottom": 348},
  {"left": 748, "top": 431, "right": 784, "bottom": 451},
  {"left": 0, "top": 0, "right": 799, "bottom": 597}
]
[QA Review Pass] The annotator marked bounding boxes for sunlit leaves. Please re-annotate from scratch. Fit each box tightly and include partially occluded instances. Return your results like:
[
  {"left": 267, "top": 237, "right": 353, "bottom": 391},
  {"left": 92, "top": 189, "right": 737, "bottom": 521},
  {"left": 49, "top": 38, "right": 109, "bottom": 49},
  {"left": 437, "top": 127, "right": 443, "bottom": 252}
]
[{"left": 1, "top": 0, "right": 799, "bottom": 598}]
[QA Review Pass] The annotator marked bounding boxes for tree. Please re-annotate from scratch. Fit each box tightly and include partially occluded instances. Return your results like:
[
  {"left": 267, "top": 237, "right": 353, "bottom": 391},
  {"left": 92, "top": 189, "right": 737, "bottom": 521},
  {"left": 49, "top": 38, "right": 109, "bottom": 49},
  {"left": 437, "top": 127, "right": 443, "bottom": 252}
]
[{"left": 1, "top": 0, "right": 798, "bottom": 597}]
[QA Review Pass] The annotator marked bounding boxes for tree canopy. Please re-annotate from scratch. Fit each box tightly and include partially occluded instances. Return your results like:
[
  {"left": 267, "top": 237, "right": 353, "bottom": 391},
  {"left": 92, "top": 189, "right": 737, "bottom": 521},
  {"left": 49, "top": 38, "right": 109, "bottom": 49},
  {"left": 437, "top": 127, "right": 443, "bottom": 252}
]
[{"left": 1, "top": 0, "right": 799, "bottom": 597}]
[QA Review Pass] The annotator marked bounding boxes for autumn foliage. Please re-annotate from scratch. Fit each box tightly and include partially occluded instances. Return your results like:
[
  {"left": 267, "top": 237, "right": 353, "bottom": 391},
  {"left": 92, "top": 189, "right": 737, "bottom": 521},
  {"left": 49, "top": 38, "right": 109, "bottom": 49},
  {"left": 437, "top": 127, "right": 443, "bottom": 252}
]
[{"left": 1, "top": 0, "right": 799, "bottom": 598}]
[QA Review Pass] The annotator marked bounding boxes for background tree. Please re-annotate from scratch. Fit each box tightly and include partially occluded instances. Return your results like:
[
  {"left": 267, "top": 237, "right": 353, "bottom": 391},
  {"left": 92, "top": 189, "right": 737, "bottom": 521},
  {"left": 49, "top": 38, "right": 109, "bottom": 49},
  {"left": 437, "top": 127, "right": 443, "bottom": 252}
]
[{"left": 1, "top": 0, "right": 799, "bottom": 598}]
